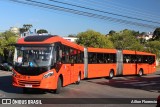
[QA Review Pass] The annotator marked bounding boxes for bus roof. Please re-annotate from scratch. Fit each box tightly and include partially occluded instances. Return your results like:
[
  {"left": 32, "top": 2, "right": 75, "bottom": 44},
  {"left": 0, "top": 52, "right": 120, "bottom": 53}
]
[
  {"left": 123, "top": 49, "right": 155, "bottom": 56},
  {"left": 87, "top": 47, "right": 117, "bottom": 53},
  {"left": 16, "top": 35, "right": 84, "bottom": 51},
  {"left": 88, "top": 48, "right": 155, "bottom": 56}
]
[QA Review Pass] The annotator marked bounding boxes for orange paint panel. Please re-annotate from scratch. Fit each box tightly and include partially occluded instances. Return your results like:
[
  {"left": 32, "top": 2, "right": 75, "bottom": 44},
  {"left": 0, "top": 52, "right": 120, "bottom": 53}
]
[
  {"left": 54, "top": 64, "right": 84, "bottom": 86},
  {"left": 123, "top": 64, "right": 136, "bottom": 75},
  {"left": 137, "top": 64, "right": 149, "bottom": 74},
  {"left": 88, "top": 47, "right": 116, "bottom": 53},
  {"left": 12, "top": 70, "right": 58, "bottom": 89},
  {"left": 88, "top": 64, "right": 116, "bottom": 78},
  {"left": 123, "top": 50, "right": 136, "bottom": 54}
]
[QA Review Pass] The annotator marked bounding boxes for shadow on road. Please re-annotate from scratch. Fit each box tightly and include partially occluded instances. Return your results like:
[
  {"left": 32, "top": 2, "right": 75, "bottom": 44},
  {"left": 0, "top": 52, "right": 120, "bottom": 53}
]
[
  {"left": 87, "top": 75, "right": 160, "bottom": 93},
  {"left": 0, "top": 74, "right": 45, "bottom": 94}
]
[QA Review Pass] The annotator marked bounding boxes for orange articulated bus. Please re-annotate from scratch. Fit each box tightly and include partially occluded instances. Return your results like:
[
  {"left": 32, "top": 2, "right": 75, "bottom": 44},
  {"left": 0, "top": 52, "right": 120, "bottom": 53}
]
[{"left": 12, "top": 35, "right": 156, "bottom": 93}]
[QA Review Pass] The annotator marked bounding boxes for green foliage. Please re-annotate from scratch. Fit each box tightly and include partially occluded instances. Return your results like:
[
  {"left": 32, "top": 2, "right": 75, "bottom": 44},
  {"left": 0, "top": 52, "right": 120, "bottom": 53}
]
[
  {"left": 109, "top": 29, "right": 144, "bottom": 51},
  {"left": 145, "top": 41, "right": 160, "bottom": 58},
  {"left": 37, "top": 29, "right": 48, "bottom": 34},
  {"left": 76, "top": 30, "right": 114, "bottom": 48},
  {"left": 140, "top": 32, "right": 146, "bottom": 35},
  {"left": 68, "top": 34, "right": 76, "bottom": 37},
  {"left": 23, "top": 24, "right": 32, "bottom": 31},
  {"left": 0, "top": 31, "right": 17, "bottom": 56},
  {"left": 19, "top": 24, "right": 33, "bottom": 34},
  {"left": 108, "top": 30, "right": 116, "bottom": 36},
  {"left": 0, "top": 38, "right": 6, "bottom": 55},
  {"left": 19, "top": 28, "right": 27, "bottom": 34},
  {"left": 153, "top": 27, "right": 160, "bottom": 40}
]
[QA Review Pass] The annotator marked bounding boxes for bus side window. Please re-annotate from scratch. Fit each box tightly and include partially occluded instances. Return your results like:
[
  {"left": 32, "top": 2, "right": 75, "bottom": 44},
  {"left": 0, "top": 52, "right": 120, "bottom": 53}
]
[
  {"left": 97, "top": 53, "right": 104, "bottom": 63},
  {"left": 110, "top": 54, "right": 116, "bottom": 63},
  {"left": 88, "top": 53, "right": 92, "bottom": 64},
  {"left": 104, "top": 53, "right": 110, "bottom": 63},
  {"left": 55, "top": 45, "right": 62, "bottom": 63},
  {"left": 123, "top": 54, "right": 131, "bottom": 63},
  {"left": 61, "top": 45, "right": 66, "bottom": 63},
  {"left": 131, "top": 55, "right": 136, "bottom": 63},
  {"left": 92, "top": 53, "right": 97, "bottom": 63},
  {"left": 148, "top": 55, "right": 155, "bottom": 64},
  {"left": 144, "top": 56, "right": 148, "bottom": 63},
  {"left": 88, "top": 53, "right": 97, "bottom": 63},
  {"left": 77, "top": 50, "right": 81, "bottom": 63},
  {"left": 80, "top": 52, "right": 84, "bottom": 63},
  {"left": 69, "top": 48, "right": 77, "bottom": 63},
  {"left": 73, "top": 50, "right": 78, "bottom": 63},
  {"left": 137, "top": 55, "right": 142, "bottom": 63},
  {"left": 66, "top": 47, "right": 70, "bottom": 63}
]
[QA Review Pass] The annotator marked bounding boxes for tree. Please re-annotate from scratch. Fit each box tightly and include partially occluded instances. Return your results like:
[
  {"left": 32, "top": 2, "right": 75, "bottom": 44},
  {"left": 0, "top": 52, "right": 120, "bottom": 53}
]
[
  {"left": 109, "top": 29, "right": 144, "bottom": 51},
  {"left": 37, "top": 29, "right": 48, "bottom": 34},
  {"left": 108, "top": 30, "right": 116, "bottom": 36},
  {"left": 19, "top": 28, "right": 27, "bottom": 34},
  {"left": 76, "top": 30, "right": 114, "bottom": 48},
  {"left": 140, "top": 32, "right": 146, "bottom": 35},
  {"left": 19, "top": 24, "right": 33, "bottom": 36},
  {"left": 68, "top": 34, "right": 76, "bottom": 37},
  {"left": 132, "top": 30, "right": 140, "bottom": 37},
  {"left": 23, "top": 24, "right": 33, "bottom": 32},
  {"left": 0, "top": 31, "right": 17, "bottom": 62},
  {"left": 145, "top": 41, "right": 160, "bottom": 58},
  {"left": 152, "top": 27, "right": 160, "bottom": 40}
]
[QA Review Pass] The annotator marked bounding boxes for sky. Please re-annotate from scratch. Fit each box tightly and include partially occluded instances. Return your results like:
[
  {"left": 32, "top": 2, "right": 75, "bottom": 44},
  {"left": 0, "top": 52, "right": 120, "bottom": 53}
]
[{"left": 0, "top": 0, "right": 160, "bottom": 36}]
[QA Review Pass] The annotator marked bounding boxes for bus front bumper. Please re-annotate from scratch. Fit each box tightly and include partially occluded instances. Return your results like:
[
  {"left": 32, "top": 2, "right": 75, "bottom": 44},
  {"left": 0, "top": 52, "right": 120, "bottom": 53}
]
[{"left": 12, "top": 75, "right": 58, "bottom": 90}]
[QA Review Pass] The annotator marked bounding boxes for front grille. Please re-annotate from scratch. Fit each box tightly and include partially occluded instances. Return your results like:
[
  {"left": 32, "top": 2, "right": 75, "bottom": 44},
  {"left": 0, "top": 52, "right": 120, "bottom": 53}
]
[{"left": 18, "top": 80, "right": 40, "bottom": 87}]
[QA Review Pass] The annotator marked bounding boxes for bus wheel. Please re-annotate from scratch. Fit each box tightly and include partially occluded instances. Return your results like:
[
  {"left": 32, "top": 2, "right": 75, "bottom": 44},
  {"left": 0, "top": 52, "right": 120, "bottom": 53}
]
[
  {"left": 75, "top": 74, "right": 81, "bottom": 85},
  {"left": 54, "top": 78, "right": 62, "bottom": 94},
  {"left": 109, "top": 70, "right": 114, "bottom": 79},
  {"left": 138, "top": 69, "right": 143, "bottom": 77}
]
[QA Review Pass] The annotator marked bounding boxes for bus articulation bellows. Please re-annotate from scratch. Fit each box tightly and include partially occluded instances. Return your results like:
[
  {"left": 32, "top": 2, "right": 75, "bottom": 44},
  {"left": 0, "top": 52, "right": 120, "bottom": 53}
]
[{"left": 12, "top": 35, "right": 156, "bottom": 93}]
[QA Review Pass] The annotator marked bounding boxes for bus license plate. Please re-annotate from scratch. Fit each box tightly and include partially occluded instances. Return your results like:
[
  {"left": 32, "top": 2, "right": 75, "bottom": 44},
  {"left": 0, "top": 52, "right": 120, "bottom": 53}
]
[{"left": 25, "top": 84, "right": 32, "bottom": 88}]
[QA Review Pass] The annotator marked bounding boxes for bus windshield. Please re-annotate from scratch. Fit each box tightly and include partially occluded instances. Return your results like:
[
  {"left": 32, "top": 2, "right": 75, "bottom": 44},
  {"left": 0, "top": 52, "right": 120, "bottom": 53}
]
[{"left": 14, "top": 46, "right": 53, "bottom": 67}]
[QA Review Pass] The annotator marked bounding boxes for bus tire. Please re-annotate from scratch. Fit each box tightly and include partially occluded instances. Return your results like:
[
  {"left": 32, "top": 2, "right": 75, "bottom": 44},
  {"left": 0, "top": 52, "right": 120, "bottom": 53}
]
[
  {"left": 54, "top": 78, "right": 62, "bottom": 94},
  {"left": 109, "top": 70, "right": 114, "bottom": 79},
  {"left": 75, "top": 73, "right": 81, "bottom": 85},
  {"left": 138, "top": 69, "right": 143, "bottom": 77}
]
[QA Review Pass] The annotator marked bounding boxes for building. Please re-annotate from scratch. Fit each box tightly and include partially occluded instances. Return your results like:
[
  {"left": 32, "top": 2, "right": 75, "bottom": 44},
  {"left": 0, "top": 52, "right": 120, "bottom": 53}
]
[
  {"left": 9, "top": 27, "right": 19, "bottom": 34},
  {"left": 62, "top": 37, "right": 78, "bottom": 42},
  {"left": 136, "top": 32, "right": 153, "bottom": 40}
]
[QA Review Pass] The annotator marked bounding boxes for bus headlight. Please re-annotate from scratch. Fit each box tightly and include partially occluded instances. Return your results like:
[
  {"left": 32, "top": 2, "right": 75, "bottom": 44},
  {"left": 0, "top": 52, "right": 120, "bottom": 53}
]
[{"left": 43, "top": 71, "right": 54, "bottom": 79}]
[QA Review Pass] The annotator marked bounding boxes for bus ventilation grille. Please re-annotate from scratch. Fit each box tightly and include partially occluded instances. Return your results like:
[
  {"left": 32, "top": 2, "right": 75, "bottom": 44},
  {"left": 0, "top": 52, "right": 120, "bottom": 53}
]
[{"left": 18, "top": 80, "right": 40, "bottom": 87}]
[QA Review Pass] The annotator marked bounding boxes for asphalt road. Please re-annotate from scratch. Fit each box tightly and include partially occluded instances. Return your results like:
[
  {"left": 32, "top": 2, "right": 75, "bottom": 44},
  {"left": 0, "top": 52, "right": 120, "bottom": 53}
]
[{"left": 0, "top": 70, "right": 159, "bottom": 107}]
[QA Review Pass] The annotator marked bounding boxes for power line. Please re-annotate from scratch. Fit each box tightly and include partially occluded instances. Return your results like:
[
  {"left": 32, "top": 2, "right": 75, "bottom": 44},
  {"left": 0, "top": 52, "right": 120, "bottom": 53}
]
[
  {"left": 48, "top": 0, "right": 160, "bottom": 25},
  {"left": 71, "top": 0, "right": 160, "bottom": 22},
  {"left": 103, "top": 0, "right": 160, "bottom": 19},
  {"left": 8, "top": 0, "right": 159, "bottom": 29}
]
